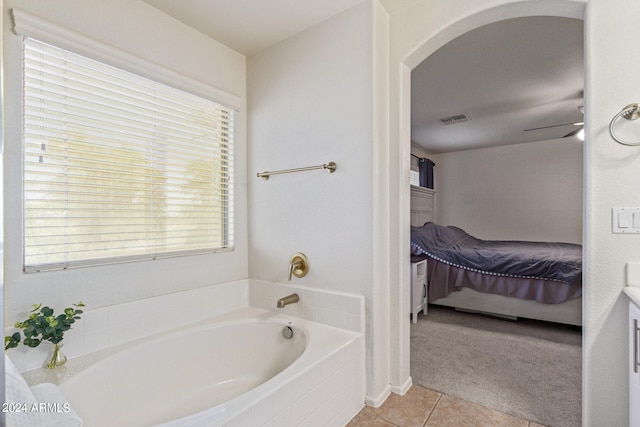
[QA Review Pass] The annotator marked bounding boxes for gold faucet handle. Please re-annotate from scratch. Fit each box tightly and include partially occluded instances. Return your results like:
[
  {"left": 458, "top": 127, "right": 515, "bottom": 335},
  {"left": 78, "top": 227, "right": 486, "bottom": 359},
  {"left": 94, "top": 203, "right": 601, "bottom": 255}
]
[{"left": 288, "top": 253, "right": 309, "bottom": 281}]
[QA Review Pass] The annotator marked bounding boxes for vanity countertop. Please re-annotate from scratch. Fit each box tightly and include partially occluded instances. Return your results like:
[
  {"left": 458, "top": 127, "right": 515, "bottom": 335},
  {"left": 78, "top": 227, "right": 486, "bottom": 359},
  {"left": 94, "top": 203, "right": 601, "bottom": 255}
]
[{"left": 624, "top": 286, "right": 640, "bottom": 307}]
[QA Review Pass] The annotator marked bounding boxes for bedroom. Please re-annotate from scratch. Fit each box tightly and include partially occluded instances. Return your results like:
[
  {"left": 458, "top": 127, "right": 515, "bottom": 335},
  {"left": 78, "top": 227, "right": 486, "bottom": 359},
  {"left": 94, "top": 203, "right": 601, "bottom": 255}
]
[{"left": 408, "top": 16, "right": 584, "bottom": 426}]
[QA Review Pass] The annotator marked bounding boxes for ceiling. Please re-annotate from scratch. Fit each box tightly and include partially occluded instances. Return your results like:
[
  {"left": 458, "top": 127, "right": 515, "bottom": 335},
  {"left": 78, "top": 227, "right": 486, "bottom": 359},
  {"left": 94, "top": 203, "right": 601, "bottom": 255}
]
[
  {"left": 142, "top": 0, "right": 411, "bottom": 55},
  {"left": 141, "top": 3, "right": 584, "bottom": 154},
  {"left": 411, "top": 16, "right": 584, "bottom": 153}
]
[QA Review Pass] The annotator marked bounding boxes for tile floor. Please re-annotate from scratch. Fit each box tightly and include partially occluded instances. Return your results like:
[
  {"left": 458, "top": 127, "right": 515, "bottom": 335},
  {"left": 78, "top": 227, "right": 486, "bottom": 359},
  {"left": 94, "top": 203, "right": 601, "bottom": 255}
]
[{"left": 347, "top": 385, "right": 545, "bottom": 427}]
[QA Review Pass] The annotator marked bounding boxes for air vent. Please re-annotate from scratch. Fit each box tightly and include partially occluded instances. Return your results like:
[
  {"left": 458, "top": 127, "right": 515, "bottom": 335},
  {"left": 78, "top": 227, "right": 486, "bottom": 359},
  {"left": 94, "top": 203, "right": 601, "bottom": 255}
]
[{"left": 439, "top": 114, "right": 470, "bottom": 125}]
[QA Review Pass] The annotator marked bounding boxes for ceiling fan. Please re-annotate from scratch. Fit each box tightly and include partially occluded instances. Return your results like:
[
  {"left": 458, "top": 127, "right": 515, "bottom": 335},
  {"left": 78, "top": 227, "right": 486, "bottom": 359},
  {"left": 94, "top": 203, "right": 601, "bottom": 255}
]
[{"left": 523, "top": 106, "right": 584, "bottom": 139}]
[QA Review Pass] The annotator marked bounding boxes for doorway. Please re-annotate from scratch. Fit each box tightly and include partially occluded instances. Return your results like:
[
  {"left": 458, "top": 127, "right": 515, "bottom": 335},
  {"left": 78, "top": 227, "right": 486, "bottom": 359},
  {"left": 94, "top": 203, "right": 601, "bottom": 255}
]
[
  {"left": 388, "top": 0, "right": 587, "bottom": 424},
  {"left": 408, "top": 16, "right": 584, "bottom": 426}
]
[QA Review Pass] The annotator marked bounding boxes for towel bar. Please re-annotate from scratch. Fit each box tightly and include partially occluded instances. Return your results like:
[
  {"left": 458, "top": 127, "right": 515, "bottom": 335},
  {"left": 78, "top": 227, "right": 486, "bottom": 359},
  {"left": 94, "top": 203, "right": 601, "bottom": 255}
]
[{"left": 257, "top": 162, "right": 336, "bottom": 180}]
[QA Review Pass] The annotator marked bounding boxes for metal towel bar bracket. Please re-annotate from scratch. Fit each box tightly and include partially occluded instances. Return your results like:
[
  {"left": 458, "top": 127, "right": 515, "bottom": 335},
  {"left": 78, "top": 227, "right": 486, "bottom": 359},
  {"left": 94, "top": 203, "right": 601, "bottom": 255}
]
[
  {"left": 609, "top": 103, "right": 640, "bottom": 146},
  {"left": 257, "top": 162, "right": 337, "bottom": 180}
]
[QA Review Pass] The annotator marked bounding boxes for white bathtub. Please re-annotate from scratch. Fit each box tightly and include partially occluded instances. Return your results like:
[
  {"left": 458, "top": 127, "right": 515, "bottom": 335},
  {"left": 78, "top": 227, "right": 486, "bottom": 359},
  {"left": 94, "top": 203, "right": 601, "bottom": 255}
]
[{"left": 57, "top": 307, "right": 364, "bottom": 426}]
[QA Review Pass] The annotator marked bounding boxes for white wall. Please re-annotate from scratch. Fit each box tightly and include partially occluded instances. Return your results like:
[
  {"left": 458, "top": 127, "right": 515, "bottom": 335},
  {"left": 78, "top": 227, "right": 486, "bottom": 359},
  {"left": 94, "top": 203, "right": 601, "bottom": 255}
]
[
  {"left": 247, "top": 0, "right": 391, "bottom": 403},
  {"left": 583, "top": 0, "right": 640, "bottom": 425},
  {"left": 429, "top": 138, "right": 583, "bottom": 243},
  {"left": 3, "top": 0, "right": 248, "bottom": 321}
]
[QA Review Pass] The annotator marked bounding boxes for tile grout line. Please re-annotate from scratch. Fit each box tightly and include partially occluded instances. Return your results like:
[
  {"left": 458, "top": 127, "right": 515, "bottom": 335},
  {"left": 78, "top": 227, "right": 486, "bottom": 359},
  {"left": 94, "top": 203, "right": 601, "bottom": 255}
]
[
  {"left": 350, "top": 387, "right": 537, "bottom": 426},
  {"left": 422, "top": 392, "right": 444, "bottom": 427},
  {"left": 362, "top": 407, "right": 402, "bottom": 427}
]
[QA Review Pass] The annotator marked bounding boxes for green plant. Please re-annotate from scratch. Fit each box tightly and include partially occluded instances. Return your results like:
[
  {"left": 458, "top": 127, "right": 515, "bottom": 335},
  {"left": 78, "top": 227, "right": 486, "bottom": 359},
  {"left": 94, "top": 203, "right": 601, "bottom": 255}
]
[{"left": 5, "top": 302, "right": 85, "bottom": 351}]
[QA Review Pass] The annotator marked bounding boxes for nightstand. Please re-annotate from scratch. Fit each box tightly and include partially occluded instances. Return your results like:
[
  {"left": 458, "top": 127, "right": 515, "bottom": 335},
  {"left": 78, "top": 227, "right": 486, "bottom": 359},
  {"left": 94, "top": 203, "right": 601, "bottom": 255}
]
[{"left": 411, "top": 257, "right": 428, "bottom": 323}]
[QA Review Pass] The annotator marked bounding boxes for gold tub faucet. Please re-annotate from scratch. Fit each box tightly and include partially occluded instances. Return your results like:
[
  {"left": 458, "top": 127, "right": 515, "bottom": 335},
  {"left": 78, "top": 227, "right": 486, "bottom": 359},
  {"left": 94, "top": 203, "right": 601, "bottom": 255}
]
[{"left": 277, "top": 293, "right": 299, "bottom": 308}]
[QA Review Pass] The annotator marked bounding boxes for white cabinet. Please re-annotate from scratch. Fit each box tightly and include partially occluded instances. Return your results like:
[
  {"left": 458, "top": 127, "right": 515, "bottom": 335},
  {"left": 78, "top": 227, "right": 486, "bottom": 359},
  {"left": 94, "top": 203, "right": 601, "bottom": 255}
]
[
  {"left": 630, "top": 301, "right": 640, "bottom": 427},
  {"left": 411, "top": 258, "right": 428, "bottom": 323}
]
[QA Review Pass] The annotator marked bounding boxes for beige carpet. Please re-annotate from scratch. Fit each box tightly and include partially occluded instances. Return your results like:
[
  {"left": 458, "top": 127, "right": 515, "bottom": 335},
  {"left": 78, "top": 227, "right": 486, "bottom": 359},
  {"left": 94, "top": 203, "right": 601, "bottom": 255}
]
[{"left": 410, "top": 305, "right": 582, "bottom": 427}]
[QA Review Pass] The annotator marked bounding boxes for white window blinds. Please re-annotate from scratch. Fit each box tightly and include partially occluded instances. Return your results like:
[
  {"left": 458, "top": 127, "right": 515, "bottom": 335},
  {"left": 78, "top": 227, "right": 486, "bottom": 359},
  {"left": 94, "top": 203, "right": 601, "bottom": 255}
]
[{"left": 23, "top": 38, "right": 234, "bottom": 272}]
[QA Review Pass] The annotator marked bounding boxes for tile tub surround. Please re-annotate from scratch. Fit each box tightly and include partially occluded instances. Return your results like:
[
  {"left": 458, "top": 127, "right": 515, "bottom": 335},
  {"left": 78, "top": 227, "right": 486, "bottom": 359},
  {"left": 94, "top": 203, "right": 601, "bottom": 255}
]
[
  {"left": 249, "top": 279, "right": 365, "bottom": 334},
  {"left": 5, "top": 280, "right": 250, "bottom": 373},
  {"left": 6, "top": 278, "right": 368, "bottom": 425},
  {"left": 8, "top": 278, "right": 365, "bottom": 373}
]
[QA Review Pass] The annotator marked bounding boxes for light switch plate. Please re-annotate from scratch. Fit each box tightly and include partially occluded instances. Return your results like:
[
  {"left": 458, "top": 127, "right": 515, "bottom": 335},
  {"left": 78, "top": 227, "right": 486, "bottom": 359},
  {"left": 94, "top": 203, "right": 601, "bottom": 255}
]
[{"left": 612, "top": 207, "right": 640, "bottom": 233}]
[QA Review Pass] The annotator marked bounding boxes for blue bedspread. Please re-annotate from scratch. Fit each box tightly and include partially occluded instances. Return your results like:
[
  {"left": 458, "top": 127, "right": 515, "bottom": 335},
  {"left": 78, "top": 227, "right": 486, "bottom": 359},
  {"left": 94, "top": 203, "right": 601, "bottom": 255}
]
[{"left": 410, "top": 223, "right": 582, "bottom": 286}]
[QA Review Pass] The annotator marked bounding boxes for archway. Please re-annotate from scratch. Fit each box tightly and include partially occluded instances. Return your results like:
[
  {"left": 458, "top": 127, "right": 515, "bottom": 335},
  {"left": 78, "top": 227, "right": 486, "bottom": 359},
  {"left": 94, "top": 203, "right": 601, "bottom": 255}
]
[{"left": 388, "top": 0, "right": 586, "bottom": 406}]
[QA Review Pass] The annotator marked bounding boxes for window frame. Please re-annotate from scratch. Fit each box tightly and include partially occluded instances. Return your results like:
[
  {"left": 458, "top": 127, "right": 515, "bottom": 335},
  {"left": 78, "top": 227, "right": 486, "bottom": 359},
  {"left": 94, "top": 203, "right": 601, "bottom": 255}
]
[{"left": 13, "top": 8, "right": 241, "bottom": 272}]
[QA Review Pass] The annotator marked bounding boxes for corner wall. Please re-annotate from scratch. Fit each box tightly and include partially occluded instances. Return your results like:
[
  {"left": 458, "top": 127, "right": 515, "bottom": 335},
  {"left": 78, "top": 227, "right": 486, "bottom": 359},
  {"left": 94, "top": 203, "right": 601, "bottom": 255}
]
[
  {"left": 247, "top": 0, "right": 373, "bottom": 299},
  {"left": 247, "top": 0, "right": 391, "bottom": 402}
]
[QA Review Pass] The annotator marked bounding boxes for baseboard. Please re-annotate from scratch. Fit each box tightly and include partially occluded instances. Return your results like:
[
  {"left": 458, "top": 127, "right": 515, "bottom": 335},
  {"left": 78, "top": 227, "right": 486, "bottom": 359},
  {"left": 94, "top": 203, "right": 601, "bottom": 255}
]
[
  {"left": 365, "top": 385, "right": 391, "bottom": 408},
  {"left": 390, "top": 376, "right": 413, "bottom": 396}
]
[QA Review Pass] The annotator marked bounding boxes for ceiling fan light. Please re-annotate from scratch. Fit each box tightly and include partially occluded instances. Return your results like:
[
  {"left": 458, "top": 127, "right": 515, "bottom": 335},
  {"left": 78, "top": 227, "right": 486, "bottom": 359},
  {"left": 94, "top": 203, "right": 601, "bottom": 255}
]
[{"left": 577, "top": 128, "right": 585, "bottom": 141}]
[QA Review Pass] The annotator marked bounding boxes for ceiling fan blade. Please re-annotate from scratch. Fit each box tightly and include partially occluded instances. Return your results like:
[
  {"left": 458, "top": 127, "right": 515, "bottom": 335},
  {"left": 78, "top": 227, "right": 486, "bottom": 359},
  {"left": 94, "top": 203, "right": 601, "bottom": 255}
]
[
  {"left": 563, "top": 126, "right": 584, "bottom": 138},
  {"left": 524, "top": 122, "right": 581, "bottom": 132}
]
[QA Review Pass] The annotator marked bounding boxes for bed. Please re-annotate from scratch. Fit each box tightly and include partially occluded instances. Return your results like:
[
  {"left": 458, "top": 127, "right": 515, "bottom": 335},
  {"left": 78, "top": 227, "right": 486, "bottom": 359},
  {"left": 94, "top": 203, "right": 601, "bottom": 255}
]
[{"left": 410, "top": 222, "right": 583, "bottom": 326}]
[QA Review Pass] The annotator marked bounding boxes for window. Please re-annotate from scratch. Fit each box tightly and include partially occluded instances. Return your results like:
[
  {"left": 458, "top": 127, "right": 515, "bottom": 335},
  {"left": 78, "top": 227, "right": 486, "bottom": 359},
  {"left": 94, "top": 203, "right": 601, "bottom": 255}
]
[
  {"left": 410, "top": 170, "right": 420, "bottom": 187},
  {"left": 23, "top": 38, "right": 234, "bottom": 272}
]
